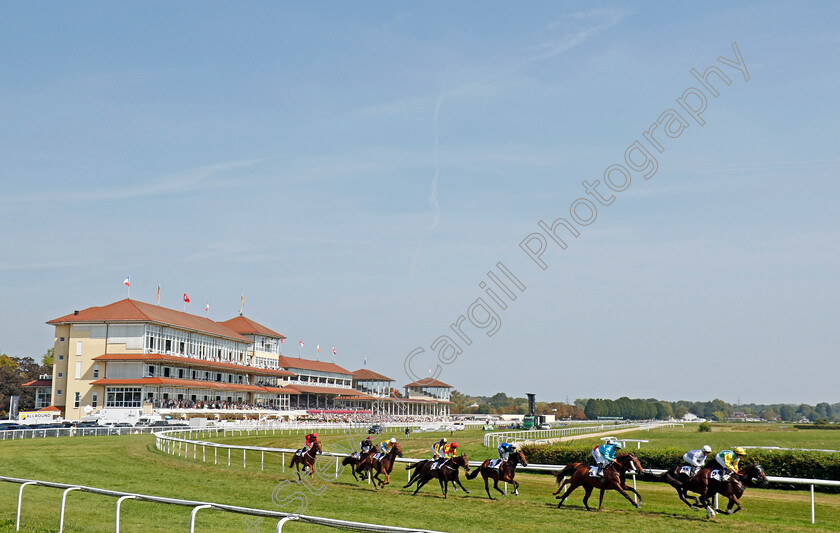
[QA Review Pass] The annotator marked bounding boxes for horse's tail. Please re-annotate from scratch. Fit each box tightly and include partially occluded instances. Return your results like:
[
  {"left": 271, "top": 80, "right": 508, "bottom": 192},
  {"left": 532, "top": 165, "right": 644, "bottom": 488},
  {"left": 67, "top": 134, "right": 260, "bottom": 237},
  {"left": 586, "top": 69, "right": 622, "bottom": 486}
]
[
  {"left": 553, "top": 464, "right": 578, "bottom": 485},
  {"left": 406, "top": 462, "right": 417, "bottom": 470},
  {"left": 465, "top": 464, "right": 482, "bottom": 480}
]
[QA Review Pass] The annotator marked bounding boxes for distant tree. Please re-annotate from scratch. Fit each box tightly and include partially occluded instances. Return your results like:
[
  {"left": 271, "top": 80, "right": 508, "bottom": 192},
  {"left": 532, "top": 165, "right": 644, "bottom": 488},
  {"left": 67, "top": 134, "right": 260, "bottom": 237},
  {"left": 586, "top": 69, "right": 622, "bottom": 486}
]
[
  {"left": 815, "top": 402, "right": 833, "bottom": 419},
  {"left": 42, "top": 348, "right": 54, "bottom": 367},
  {"left": 760, "top": 409, "right": 778, "bottom": 421},
  {"left": 712, "top": 411, "right": 726, "bottom": 422},
  {"left": 674, "top": 405, "right": 689, "bottom": 419},
  {"left": 655, "top": 401, "right": 674, "bottom": 420},
  {"left": 779, "top": 405, "right": 796, "bottom": 421}
]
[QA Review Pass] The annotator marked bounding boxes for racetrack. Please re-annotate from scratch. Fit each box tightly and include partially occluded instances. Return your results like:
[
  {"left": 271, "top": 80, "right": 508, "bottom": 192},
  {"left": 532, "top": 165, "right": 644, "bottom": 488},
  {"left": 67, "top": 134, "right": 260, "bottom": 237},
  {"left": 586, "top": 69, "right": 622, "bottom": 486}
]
[{"left": 1, "top": 424, "right": 838, "bottom": 532}]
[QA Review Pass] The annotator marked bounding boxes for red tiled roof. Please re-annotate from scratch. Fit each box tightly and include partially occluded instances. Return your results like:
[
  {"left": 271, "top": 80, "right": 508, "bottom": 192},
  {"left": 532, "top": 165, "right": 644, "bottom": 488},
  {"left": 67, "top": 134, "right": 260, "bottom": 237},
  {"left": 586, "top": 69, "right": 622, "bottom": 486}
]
[
  {"left": 39, "top": 406, "right": 62, "bottom": 412},
  {"left": 47, "top": 299, "right": 250, "bottom": 343},
  {"left": 23, "top": 379, "right": 52, "bottom": 387},
  {"left": 404, "top": 378, "right": 452, "bottom": 388},
  {"left": 89, "top": 377, "right": 300, "bottom": 395},
  {"left": 351, "top": 369, "right": 394, "bottom": 382},
  {"left": 219, "top": 316, "right": 285, "bottom": 339},
  {"left": 284, "top": 384, "right": 370, "bottom": 397},
  {"left": 277, "top": 356, "right": 351, "bottom": 375},
  {"left": 92, "top": 353, "right": 295, "bottom": 377}
]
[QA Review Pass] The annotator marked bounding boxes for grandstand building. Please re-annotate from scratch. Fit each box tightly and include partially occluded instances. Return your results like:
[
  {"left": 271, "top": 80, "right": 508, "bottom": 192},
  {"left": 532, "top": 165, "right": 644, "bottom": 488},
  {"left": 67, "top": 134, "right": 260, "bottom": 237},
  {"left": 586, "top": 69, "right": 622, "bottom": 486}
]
[{"left": 41, "top": 299, "right": 451, "bottom": 422}]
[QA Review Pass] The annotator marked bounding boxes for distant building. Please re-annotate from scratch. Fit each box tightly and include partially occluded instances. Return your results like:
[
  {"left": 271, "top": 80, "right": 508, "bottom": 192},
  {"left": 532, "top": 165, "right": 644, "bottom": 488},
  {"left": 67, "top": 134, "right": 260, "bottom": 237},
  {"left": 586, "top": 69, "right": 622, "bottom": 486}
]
[{"left": 41, "top": 298, "right": 450, "bottom": 421}]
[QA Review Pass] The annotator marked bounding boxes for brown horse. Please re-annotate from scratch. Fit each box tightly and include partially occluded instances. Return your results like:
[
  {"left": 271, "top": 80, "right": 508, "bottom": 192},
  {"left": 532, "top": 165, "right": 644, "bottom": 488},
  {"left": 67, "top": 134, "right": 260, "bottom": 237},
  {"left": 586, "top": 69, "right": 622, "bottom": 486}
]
[
  {"left": 289, "top": 440, "right": 322, "bottom": 479},
  {"left": 662, "top": 463, "right": 709, "bottom": 510},
  {"left": 553, "top": 453, "right": 645, "bottom": 511},
  {"left": 404, "top": 455, "right": 471, "bottom": 498},
  {"left": 465, "top": 450, "right": 528, "bottom": 499},
  {"left": 342, "top": 449, "right": 376, "bottom": 481},
  {"left": 361, "top": 444, "right": 404, "bottom": 489},
  {"left": 685, "top": 464, "right": 768, "bottom": 518}
]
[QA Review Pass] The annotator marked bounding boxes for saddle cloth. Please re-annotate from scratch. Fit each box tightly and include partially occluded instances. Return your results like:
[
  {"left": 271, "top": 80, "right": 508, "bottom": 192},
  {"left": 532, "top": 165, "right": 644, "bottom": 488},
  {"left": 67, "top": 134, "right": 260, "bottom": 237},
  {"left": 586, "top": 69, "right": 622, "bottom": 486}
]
[
  {"left": 295, "top": 448, "right": 305, "bottom": 457},
  {"left": 351, "top": 452, "right": 361, "bottom": 460},
  {"left": 431, "top": 459, "right": 448, "bottom": 470},
  {"left": 680, "top": 465, "right": 698, "bottom": 476},
  {"left": 488, "top": 459, "right": 502, "bottom": 469},
  {"left": 588, "top": 466, "right": 600, "bottom": 477},
  {"left": 373, "top": 453, "right": 384, "bottom": 461},
  {"left": 710, "top": 469, "right": 731, "bottom": 482}
]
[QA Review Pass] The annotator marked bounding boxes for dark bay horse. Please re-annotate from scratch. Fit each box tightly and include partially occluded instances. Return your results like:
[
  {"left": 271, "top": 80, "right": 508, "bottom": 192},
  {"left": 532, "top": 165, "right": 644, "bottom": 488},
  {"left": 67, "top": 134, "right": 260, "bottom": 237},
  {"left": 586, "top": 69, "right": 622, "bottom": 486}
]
[
  {"left": 465, "top": 450, "right": 528, "bottom": 499},
  {"left": 405, "top": 455, "right": 471, "bottom": 498},
  {"left": 662, "top": 463, "right": 709, "bottom": 510},
  {"left": 343, "top": 449, "right": 377, "bottom": 481},
  {"left": 553, "top": 453, "right": 645, "bottom": 511},
  {"left": 684, "top": 464, "right": 768, "bottom": 518},
  {"left": 362, "top": 444, "right": 404, "bottom": 489},
  {"left": 290, "top": 440, "right": 322, "bottom": 479}
]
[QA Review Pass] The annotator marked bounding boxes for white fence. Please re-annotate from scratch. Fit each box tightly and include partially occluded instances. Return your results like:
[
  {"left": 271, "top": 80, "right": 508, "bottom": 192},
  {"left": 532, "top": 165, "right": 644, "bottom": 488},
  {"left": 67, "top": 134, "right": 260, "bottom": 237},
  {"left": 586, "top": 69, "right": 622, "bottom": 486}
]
[
  {"left": 482, "top": 422, "right": 685, "bottom": 447},
  {"left": 0, "top": 475, "right": 447, "bottom": 533},
  {"left": 157, "top": 427, "right": 840, "bottom": 525}
]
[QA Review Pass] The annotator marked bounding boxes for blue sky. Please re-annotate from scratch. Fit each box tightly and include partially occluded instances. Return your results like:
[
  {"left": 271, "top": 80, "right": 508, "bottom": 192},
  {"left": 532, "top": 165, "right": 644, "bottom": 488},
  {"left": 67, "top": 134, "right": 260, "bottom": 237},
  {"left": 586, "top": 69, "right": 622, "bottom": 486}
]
[{"left": 1, "top": 1, "right": 838, "bottom": 404}]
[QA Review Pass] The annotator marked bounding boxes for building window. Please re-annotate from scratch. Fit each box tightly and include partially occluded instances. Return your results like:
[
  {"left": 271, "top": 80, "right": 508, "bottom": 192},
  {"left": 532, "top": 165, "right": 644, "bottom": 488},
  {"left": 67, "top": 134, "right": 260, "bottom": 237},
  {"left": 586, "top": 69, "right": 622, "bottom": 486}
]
[
  {"left": 178, "top": 368, "right": 185, "bottom": 379},
  {"left": 93, "top": 365, "right": 99, "bottom": 379},
  {"left": 59, "top": 355, "right": 64, "bottom": 360},
  {"left": 76, "top": 341, "right": 83, "bottom": 356},
  {"left": 75, "top": 362, "right": 82, "bottom": 379},
  {"left": 147, "top": 365, "right": 155, "bottom": 377},
  {"left": 60, "top": 337, "right": 65, "bottom": 342},
  {"left": 58, "top": 372, "right": 63, "bottom": 378},
  {"left": 74, "top": 392, "right": 80, "bottom": 408},
  {"left": 57, "top": 389, "right": 62, "bottom": 395},
  {"left": 163, "top": 367, "right": 170, "bottom": 377},
  {"left": 92, "top": 392, "right": 98, "bottom": 408},
  {"left": 105, "top": 387, "right": 142, "bottom": 408}
]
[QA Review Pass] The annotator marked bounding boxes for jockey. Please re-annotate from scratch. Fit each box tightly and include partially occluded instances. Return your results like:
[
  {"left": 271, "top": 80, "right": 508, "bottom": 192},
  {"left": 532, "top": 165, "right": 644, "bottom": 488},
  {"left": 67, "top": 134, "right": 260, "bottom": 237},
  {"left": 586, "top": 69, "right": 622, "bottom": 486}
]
[
  {"left": 360, "top": 436, "right": 374, "bottom": 454},
  {"left": 715, "top": 447, "right": 746, "bottom": 476},
  {"left": 303, "top": 431, "right": 318, "bottom": 452},
  {"left": 442, "top": 442, "right": 459, "bottom": 459},
  {"left": 683, "top": 445, "right": 712, "bottom": 475},
  {"left": 591, "top": 440, "right": 623, "bottom": 477},
  {"left": 498, "top": 442, "right": 517, "bottom": 462},
  {"left": 380, "top": 437, "right": 397, "bottom": 454},
  {"left": 431, "top": 437, "right": 448, "bottom": 459}
]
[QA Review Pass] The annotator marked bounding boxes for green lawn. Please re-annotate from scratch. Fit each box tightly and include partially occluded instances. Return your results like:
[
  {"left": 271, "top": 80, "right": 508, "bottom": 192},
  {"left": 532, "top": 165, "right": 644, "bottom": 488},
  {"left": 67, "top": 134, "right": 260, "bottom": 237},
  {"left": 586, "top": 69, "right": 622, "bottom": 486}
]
[{"left": 0, "top": 425, "right": 838, "bottom": 532}]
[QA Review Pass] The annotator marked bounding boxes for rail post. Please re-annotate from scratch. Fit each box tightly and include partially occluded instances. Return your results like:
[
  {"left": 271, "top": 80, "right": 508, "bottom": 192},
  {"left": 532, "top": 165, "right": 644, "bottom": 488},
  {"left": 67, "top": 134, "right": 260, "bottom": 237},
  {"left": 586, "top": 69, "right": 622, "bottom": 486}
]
[
  {"left": 58, "top": 486, "right": 81, "bottom": 532},
  {"left": 262, "top": 451, "right": 264, "bottom": 471},
  {"left": 115, "top": 495, "right": 136, "bottom": 533},
  {"left": 189, "top": 504, "right": 212, "bottom": 533},
  {"left": 811, "top": 484, "right": 815, "bottom": 524},
  {"left": 16, "top": 481, "right": 36, "bottom": 531}
]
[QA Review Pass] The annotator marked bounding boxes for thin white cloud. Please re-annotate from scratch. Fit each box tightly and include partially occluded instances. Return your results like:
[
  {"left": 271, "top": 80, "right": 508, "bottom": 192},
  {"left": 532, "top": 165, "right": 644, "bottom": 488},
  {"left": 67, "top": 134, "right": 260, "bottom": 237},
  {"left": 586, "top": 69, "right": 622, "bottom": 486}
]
[{"left": 0, "top": 157, "right": 272, "bottom": 205}]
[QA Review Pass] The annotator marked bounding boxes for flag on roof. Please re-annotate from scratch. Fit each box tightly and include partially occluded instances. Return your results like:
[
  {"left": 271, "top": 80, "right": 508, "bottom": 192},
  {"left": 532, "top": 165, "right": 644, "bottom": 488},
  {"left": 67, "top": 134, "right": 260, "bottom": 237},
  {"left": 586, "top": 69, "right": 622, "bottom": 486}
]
[
  {"left": 299, "top": 339, "right": 304, "bottom": 347},
  {"left": 183, "top": 293, "right": 190, "bottom": 303},
  {"left": 156, "top": 285, "right": 160, "bottom": 305},
  {"left": 205, "top": 302, "right": 210, "bottom": 312},
  {"left": 123, "top": 276, "right": 130, "bottom": 287},
  {"left": 332, "top": 346, "right": 336, "bottom": 355},
  {"left": 316, "top": 344, "right": 320, "bottom": 353}
]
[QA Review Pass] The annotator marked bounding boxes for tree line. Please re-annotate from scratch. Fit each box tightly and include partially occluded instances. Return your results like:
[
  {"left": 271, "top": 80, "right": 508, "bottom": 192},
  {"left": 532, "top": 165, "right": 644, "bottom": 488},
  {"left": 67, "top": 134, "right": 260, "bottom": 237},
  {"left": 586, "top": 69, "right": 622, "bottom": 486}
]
[{"left": 0, "top": 350, "right": 52, "bottom": 417}]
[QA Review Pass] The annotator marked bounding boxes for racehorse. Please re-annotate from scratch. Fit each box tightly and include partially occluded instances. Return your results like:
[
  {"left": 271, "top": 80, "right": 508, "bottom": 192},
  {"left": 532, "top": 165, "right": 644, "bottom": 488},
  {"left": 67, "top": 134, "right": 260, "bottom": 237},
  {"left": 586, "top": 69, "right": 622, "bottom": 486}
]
[
  {"left": 289, "top": 440, "right": 322, "bottom": 479},
  {"left": 553, "top": 453, "right": 645, "bottom": 511},
  {"left": 362, "top": 444, "right": 404, "bottom": 489},
  {"left": 342, "top": 449, "right": 376, "bottom": 481},
  {"left": 682, "top": 464, "right": 768, "bottom": 518},
  {"left": 465, "top": 449, "right": 528, "bottom": 499},
  {"left": 404, "top": 455, "right": 471, "bottom": 498},
  {"left": 661, "top": 463, "right": 708, "bottom": 510}
]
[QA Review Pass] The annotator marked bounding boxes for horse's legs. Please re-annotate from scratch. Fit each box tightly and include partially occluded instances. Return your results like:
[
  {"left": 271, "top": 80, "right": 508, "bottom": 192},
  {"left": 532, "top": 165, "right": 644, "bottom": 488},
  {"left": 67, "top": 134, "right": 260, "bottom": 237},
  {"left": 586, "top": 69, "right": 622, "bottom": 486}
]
[
  {"left": 552, "top": 478, "right": 567, "bottom": 496},
  {"left": 608, "top": 483, "right": 641, "bottom": 509},
  {"left": 556, "top": 480, "right": 579, "bottom": 508},
  {"left": 454, "top": 476, "right": 470, "bottom": 494},
  {"left": 483, "top": 473, "right": 493, "bottom": 500},
  {"left": 439, "top": 477, "right": 447, "bottom": 498},
  {"left": 492, "top": 479, "right": 505, "bottom": 496},
  {"left": 598, "top": 487, "right": 606, "bottom": 511},
  {"left": 511, "top": 479, "right": 519, "bottom": 496},
  {"left": 721, "top": 495, "right": 742, "bottom": 514},
  {"left": 413, "top": 475, "right": 431, "bottom": 495},
  {"left": 620, "top": 483, "right": 644, "bottom": 507},
  {"left": 582, "top": 485, "right": 594, "bottom": 511}
]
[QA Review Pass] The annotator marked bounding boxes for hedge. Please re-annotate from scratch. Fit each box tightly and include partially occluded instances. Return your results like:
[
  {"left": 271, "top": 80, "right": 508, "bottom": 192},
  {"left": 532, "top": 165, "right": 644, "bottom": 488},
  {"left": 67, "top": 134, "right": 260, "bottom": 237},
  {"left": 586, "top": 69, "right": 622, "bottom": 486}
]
[
  {"left": 520, "top": 444, "right": 840, "bottom": 493},
  {"left": 794, "top": 425, "right": 840, "bottom": 430}
]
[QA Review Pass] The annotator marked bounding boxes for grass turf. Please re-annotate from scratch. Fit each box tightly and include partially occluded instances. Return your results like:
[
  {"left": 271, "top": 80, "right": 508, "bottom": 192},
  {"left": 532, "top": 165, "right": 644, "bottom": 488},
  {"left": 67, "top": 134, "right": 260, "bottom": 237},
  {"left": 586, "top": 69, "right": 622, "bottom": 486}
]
[{"left": 0, "top": 424, "right": 837, "bottom": 532}]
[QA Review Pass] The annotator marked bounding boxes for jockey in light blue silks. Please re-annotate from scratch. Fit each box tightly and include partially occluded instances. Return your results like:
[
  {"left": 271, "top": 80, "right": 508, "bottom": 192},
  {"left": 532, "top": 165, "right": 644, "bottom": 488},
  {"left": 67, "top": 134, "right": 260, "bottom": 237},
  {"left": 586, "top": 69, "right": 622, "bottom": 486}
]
[
  {"left": 497, "top": 442, "right": 517, "bottom": 463},
  {"left": 591, "top": 440, "right": 623, "bottom": 477}
]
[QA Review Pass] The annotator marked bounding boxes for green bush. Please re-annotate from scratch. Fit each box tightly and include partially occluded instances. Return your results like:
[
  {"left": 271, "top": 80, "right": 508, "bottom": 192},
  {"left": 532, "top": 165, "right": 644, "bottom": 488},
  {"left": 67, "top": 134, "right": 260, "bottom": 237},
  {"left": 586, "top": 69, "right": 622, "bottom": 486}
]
[
  {"left": 794, "top": 424, "right": 840, "bottom": 430},
  {"left": 520, "top": 444, "right": 840, "bottom": 493},
  {"left": 698, "top": 421, "right": 712, "bottom": 432}
]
